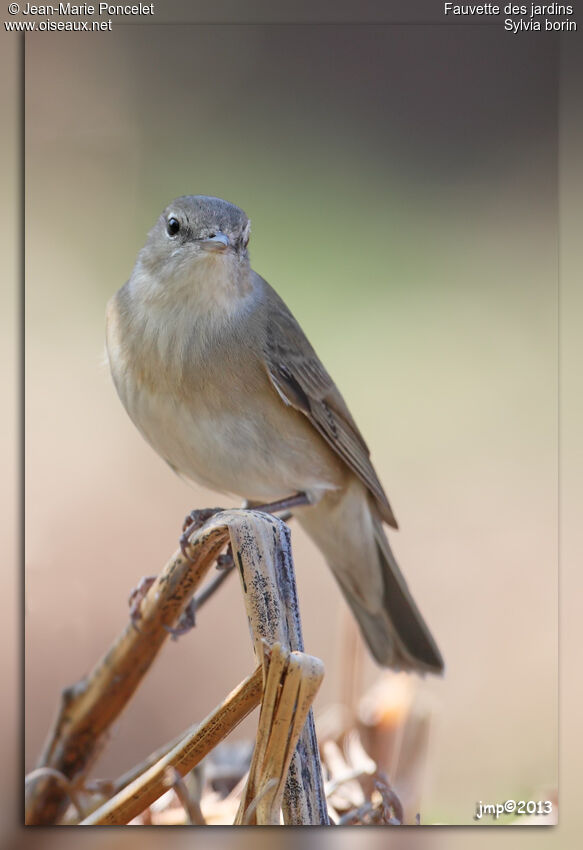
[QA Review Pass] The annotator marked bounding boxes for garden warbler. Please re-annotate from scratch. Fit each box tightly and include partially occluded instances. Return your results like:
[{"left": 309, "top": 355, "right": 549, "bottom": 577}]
[{"left": 106, "top": 195, "right": 443, "bottom": 674}]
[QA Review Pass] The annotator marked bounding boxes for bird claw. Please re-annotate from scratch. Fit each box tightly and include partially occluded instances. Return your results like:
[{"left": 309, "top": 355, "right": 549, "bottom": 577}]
[
  {"left": 128, "top": 575, "right": 157, "bottom": 627},
  {"left": 180, "top": 507, "right": 224, "bottom": 559},
  {"left": 164, "top": 600, "right": 197, "bottom": 640},
  {"left": 216, "top": 544, "right": 234, "bottom": 570}
]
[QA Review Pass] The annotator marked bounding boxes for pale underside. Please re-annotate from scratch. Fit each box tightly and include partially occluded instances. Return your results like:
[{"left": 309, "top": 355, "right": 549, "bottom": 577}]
[{"left": 106, "top": 264, "right": 396, "bottom": 616}]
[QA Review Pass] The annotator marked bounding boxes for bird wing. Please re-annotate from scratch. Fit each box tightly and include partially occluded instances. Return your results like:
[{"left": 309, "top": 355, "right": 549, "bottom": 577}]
[{"left": 261, "top": 284, "right": 398, "bottom": 528}]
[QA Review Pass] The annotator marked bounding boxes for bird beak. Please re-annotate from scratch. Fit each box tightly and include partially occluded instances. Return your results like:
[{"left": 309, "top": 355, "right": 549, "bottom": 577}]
[{"left": 200, "top": 231, "right": 230, "bottom": 252}]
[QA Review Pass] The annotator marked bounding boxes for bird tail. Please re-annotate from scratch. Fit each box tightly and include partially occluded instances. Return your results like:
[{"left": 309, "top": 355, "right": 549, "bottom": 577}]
[
  {"left": 352, "top": 514, "right": 444, "bottom": 673},
  {"left": 296, "top": 482, "right": 444, "bottom": 674}
]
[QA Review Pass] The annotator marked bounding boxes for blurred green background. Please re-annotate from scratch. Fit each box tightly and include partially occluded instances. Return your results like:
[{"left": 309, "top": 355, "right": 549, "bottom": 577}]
[{"left": 19, "top": 7, "right": 564, "bottom": 832}]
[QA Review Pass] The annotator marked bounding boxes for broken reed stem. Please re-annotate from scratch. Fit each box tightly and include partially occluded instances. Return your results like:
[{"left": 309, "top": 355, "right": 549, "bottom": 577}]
[
  {"left": 230, "top": 511, "right": 329, "bottom": 825},
  {"left": 236, "top": 645, "right": 325, "bottom": 825},
  {"left": 25, "top": 518, "right": 231, "bottom": 826},
  {"left": 80, "top": 666, "right": 263, "bottom": 825}
]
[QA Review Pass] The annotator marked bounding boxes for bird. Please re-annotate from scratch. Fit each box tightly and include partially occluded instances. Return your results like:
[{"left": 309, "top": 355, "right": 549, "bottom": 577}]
[{"left": 106, "top": 195, "right": 444, "bottom": 674}]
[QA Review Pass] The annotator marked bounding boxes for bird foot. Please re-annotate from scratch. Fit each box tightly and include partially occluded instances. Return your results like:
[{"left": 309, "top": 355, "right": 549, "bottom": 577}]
[
  {"left": 164, "top": 543, "right": 234, "bottom": 640},
  {"left": 128, "top": 575, "right": 157, "bottom": 628},
  {"left": 164, "top": 600, "right": 197, "bottom": 640},
  {"left": 246, "top": 492, "right": 310, "bottom": 515},
  {"left": 180, "top": 507, "right": 224, "bottom": 559},
  {"left": 216, "top": 544, "right": 234, "bottom": 570}
]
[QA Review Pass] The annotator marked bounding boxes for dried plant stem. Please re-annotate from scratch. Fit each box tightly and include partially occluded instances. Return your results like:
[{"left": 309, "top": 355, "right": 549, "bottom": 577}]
[
  {"left": 80, "top": 666, "right": 263, "bottom": 825},
  {"left": 164, "top": 767, "right": 207, "bottom": 825},
  {"left": 230, "top": 511, "right": 329, "bottom": 825},
  {"left": 235, "top": 644, "right": 324, "bottom": 825},
  {"left": 25, "top": 517, "right": 231, "bottom": 825},
  {"left": 26, "top": 508, "right": 329, "bottom": 827},
  {"left": 24, "top": 768, "right": 84, "bottom": 820}
]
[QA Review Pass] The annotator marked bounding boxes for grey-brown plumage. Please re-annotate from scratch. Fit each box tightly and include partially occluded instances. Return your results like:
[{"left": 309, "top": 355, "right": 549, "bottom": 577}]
[{"left": 106, "top": 195, "right": 444, "bottom": 674}]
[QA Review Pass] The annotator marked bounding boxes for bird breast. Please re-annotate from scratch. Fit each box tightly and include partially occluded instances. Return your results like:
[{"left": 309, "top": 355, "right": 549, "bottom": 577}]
[{"left": 106, "top": 288, "right": 344, "bottom": 503}]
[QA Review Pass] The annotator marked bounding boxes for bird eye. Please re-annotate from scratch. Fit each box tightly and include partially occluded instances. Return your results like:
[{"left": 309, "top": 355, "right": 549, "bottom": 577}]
[{"left": 167, "top": 217, "right": 180, "bottom": 236}]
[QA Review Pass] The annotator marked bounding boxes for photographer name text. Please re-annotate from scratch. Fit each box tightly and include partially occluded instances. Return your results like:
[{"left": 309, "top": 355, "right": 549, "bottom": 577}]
[{"left": 17, "top": 3, "right": 154, "bottom": 14}]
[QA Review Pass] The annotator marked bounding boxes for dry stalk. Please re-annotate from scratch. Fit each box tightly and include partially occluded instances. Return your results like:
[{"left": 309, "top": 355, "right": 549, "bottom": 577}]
[
  {"left": 163, "top": 768, "right": 206, "bottom": 825},
  {"left": 26, "top": 509, "right": 329, "bottom": 826},
  {"left": 79, "top": 666, "right": 263, "bottom": 825},
  {"left": 235, "top": 644, "right": 324, "bottom": 825},
  {"left": 25, "top": 516, "right": 230, "bottom": 825},
  {"left": 229, "top": 510, "right": 329, "bottom": 825}
]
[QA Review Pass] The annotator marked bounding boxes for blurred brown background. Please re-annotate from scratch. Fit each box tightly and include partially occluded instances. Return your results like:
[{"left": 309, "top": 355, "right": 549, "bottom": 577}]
[{"left": 9, "top": 0, "right": 578, "bottom": 837}]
